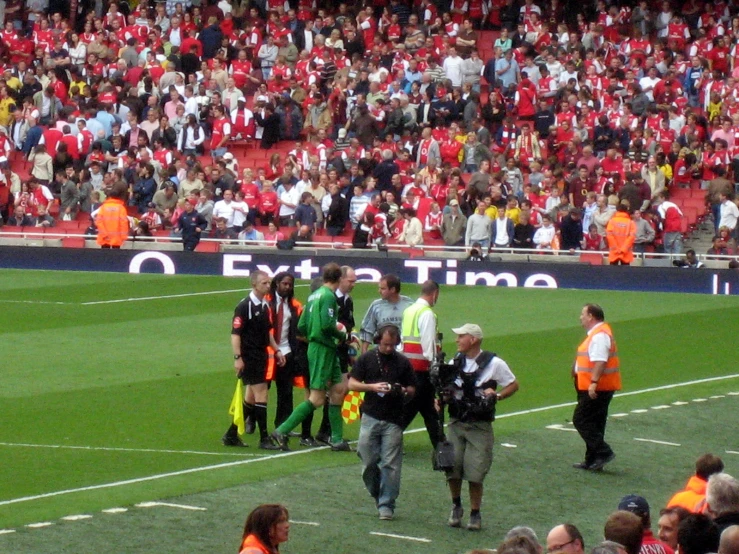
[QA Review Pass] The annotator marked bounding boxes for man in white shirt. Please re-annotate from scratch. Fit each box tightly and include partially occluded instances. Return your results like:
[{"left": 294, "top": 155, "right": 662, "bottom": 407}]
[
  {"left": 719, "top": 192, "right": 739, "bottom": 233},
  {"left": 277, "top": 180, "right": 300, "bottom": 227},
  {"left": 212, "top": 189, "right": 237, "bottom": 227},
  {"left": 442, "top": 47, "right": 464, "bottom": 88},
  {"left": 639, "top": 67, "right": 662, "bottom": 102}
]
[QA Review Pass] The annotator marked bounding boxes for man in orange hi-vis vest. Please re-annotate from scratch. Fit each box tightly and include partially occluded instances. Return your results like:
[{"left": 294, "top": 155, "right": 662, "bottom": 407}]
[
  {"left": 572, "top": 304, "right": 621, "bottom": 472},
  {"left": 95, "top": 181, "right": 130, "bottom": 249},
  {"left": 606, "top": 201, "right": 637, "bottom": 265}
]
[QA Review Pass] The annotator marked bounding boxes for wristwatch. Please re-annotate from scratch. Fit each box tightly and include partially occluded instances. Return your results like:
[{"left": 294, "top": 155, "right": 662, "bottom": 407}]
[{"left": 234, "top": 354, "right": 242, "bottom": 360}]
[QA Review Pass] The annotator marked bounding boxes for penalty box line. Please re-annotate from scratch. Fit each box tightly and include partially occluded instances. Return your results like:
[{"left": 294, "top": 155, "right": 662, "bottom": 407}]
[{"left": 1, "top": 372, "right": 737, "bottom": 509}]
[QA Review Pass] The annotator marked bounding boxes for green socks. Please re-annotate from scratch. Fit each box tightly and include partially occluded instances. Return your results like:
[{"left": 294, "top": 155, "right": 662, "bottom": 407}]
[
  {"left": 276, "top": 400, "right": 315, "bottom": 435},
  {"left": 328, "top": 404, "right": 343, "bottom": 443}
]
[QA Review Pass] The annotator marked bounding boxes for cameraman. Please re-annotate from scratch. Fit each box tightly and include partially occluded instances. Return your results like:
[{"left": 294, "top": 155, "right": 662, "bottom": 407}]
[
  {"left": 441, "top": 323, "right": 519, "bottom": 531},
  {"left": 348, "top": 325, "right": 416, "bottom": 521}
]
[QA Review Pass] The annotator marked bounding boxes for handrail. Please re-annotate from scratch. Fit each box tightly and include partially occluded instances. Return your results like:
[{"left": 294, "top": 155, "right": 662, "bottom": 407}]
[{"left": 0, "top": 229, "right": 735, "bottom": 263}]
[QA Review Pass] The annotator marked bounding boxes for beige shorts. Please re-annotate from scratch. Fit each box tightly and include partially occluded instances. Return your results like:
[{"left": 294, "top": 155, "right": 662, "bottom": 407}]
[{"left": 445, "top": 420, "right": 494, "bottom": 483}]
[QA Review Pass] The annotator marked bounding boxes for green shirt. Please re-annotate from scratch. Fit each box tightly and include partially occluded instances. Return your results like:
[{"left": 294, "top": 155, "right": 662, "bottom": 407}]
[{"left": 297, "top": 285, "right": 346, "bottom": 347}]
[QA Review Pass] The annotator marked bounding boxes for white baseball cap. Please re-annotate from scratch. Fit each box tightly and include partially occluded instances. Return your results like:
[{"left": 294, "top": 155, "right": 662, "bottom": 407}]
[{"left": 452, "top": 324, "right": 483, "bottom": 339}]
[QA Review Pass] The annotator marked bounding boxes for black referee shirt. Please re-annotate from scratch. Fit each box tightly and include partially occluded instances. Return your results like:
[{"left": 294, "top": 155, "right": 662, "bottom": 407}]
[{"left": 231, "top": 293, "right": 272, "bottom": 353}]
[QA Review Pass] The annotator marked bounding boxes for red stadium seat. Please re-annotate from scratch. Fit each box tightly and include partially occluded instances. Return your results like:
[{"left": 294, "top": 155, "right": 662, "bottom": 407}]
[
  {"left": 579, "top": 252, "right": 604, "bottom": 266},
  {"left": 195, "top": 241, "right": 220, "bottom": 252},
  {"left": 62, "top": 237, "right": 85, "bottom": 248}
]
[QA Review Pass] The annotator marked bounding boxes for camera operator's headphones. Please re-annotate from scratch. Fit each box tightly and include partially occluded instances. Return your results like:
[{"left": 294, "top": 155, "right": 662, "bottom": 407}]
[{"left": 373, "top": 325, "right": 401, "bottom": 346}]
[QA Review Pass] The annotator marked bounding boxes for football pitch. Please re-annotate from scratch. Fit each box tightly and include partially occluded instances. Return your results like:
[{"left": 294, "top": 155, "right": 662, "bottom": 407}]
[{"left": 1, "top": 269, "right": 738, "bottom": 554}]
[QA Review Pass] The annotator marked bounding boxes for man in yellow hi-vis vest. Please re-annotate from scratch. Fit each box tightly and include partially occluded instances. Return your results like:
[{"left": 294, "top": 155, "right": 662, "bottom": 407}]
[
  {"left": 400, "top": 280, "right": 441, "bottom": 449},
  {"left": 572, "top": 303, "right": 621, "bottom": 472}
]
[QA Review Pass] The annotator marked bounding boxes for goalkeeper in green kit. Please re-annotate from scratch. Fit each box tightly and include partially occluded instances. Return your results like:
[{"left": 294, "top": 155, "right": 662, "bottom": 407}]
[{"left": 271, "top": 263, "right": 351, "bottom": 451}]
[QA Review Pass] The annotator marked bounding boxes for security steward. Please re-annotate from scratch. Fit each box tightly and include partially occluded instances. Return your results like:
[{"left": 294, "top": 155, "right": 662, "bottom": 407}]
[
  {"left": 400, "top": 280, "right": 441, "bottom": 449},
  {"left": 443, "top": 324, "right": 519, "bottom": 532},
  {"left": 223, "top": 270, "right": 285, "bottom": 450},
  {"left": 349, "top": 325, "right": 416, "bottom": 521},
  {"left": 572, "top": 303, "right": 621, "bottom": 471}
]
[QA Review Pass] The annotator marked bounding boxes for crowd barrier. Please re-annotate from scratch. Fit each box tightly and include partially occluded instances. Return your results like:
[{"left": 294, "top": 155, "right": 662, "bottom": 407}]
[{"left": 1, "top": 246, "right": 738, "bottom": 296}]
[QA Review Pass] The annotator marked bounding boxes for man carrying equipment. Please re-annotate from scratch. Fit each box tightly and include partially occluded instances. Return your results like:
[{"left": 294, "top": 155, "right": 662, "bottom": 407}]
[{"left": 271, "top": 263, "right": 351, "bottom": 451}]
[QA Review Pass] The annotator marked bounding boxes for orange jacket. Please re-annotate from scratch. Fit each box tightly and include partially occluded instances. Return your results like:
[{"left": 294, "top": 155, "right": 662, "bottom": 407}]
[
  {"left": 95, "top": 197, "right": 130, "bottom": 247},
  {"left": 239, "top": 534, "right": 273, "bottom": 554},
  {"left": 606, "top": 211, "right": 637, "bottom": 264},
  {"left": 575, "top": 323, "right": 621, "bottom": 391},
  {"left": 667, "top": 475, "right": 707, "bottom": 513}
]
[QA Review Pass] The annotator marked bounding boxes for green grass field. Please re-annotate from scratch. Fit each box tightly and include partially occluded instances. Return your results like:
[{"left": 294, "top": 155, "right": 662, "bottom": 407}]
[{"left": 1, "top": 269, "right": 738, "bottom": 553}]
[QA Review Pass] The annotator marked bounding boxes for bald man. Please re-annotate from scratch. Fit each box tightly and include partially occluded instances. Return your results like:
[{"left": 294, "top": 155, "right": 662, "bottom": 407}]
[
  {"left": 546, "top": 524, "right": 585, "bottom": 554},
  {"left": 719, "top": 526, "right": 739, "bottom": 554}
]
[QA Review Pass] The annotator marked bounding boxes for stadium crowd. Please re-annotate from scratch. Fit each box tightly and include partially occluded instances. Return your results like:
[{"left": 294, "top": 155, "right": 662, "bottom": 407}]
[{"left": 0, "top": 0, "right": 739, "bottom": 257}]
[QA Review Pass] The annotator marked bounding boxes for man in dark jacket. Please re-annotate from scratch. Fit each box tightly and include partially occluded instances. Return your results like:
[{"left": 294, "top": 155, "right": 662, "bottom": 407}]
[
  {"left": 326, "top": 184, "right": 348, "bottom": 236},
  {"left": 199, "top": 18, "right": 223, "bottom": 59},
  {"left": 372, "top": 149, "right": 400, "bottom": 193},
  {"left": 560, "top": 208, "right": 584, "bottom": 250}
]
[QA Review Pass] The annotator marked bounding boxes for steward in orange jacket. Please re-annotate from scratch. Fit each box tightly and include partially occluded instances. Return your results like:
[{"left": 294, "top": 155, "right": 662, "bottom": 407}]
[
  {"left": 667, "top": 453, "right": 725, "bottom": 512},
  {"left": 95, "top": 182, "right": 130, "bottom": 248},
  {"left": 606, "top": 202, "right": 637, "bottom": 265}
]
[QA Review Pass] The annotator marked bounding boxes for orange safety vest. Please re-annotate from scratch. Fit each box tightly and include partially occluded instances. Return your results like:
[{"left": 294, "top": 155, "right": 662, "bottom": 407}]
[
  {"left": 575, "top": 323, "right": 621, "bottom": 392},
  {"left": 606, "top": 211, "right": 637, "bottom": 264},
  {"left": 95, "top": 197, "right": 130, "bottom": 247},
  {"left": 667, "top": 475, "right": 708, "bottom": 513},
  {"left": 266, "top": 295, "right": 304, "bottom": 385},
  {"left": 239, "top": 534, "right": 274, "bottom": 554}
]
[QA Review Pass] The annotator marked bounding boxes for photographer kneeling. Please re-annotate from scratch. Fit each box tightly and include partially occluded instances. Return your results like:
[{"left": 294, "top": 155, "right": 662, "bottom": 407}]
[
  {"left": 348, "top": 325, "right": 417, "bottom": 521},
  {"left": 440, "top": 324, "right": 519, "bottom": 531}
]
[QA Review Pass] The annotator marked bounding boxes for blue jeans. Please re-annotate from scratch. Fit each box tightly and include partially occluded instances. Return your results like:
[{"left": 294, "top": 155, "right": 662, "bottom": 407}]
[
  {"left": 357, "top": 414, "right": 403, "bottom": 512},
  {"left": 664, "top": 232, "right": 683, "bottom": 255}
]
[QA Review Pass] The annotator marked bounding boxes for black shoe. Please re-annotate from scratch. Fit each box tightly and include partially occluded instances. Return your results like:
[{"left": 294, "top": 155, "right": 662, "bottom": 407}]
[
  {"left": 300, "top": 436, "right": 319, "bottom": 447},
  {"left": 589, "top": 452, "right": 615, "bottom": 471},
  {"left": 329, "top": 439, "right": 352, "bottom": 452},
  {"left": 270, "top": 430, "right": 290, "bottom": 451},
  {"left": 244, "top": 415, "right": 255, "bottom": 435},
  {"left": 259, "top": 438, "right": 280, "bottom": 451},
  {"left": 222, "top": 432, "right": 247, "bottom": 447},
  {"left": 572, "top": 462, "right": 590, "bottom": 470},
  {"left": 315, "top": 432, "right": 331, "bottom": 446}
]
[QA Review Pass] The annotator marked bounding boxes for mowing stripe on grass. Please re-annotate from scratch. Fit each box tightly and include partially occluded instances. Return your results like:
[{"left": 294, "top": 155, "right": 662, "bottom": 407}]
[
  {"left": 289, "top": 520, "right": 320, "bottom": 526},
  {"left": 634, "top": 438, "right": 681, "bottom": 447},
  {"left": 369, "top": 532, "right": 432, "bottom": 543},
  {"left": 2, "top": 373, "right": 737, "bottom": 508},
  {"left": 0, "top": 442, "right": 264, "bottom": 457}
]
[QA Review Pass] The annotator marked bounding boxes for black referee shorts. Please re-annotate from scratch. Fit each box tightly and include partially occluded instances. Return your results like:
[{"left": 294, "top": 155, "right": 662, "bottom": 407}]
[{"left": 238, "top": 350, "right": 269, "bottom": 386}]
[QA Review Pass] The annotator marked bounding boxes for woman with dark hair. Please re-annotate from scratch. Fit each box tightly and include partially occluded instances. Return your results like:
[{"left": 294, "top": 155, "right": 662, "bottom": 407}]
[{"left": 239, "top": 504, "right": 290, "bottom": 554}]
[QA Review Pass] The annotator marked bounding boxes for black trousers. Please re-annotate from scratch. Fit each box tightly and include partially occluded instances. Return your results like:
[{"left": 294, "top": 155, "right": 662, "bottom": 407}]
[
  {"left": 400, "top": 371, "right": 440, "bottom": 449},
  {"left": 273, "top": 352, "right": 296, "bottom": 428},
  {"left": 572, "top": 390, "right": 614, "bottom": 464}
]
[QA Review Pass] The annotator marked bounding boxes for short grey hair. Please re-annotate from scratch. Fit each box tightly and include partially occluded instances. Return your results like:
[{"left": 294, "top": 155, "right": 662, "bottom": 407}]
[
  {"left": 505, "top": 526, "right": 540, "bottom": 544},
  {"left": 382, "top": 149, "right": 394, "bottom": 161},
  {"left": 708, "top": 473, "right": 739, "bottom": 516}
]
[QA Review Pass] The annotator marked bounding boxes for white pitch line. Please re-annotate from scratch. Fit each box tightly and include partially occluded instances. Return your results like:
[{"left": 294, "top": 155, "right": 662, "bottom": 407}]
[
  {"left": 710, "top": 395, "right": 726, "bottom": 399},
  {"left": 102, "top": 508, "right": 128, "bottom": 514},
  {"left": 79, "top": 284, "right": 311, "bottom": 306},
  {"left": 726, "top": 451, "right": 739, "bottom": 455},
  {"left": 0, "top": 530, "right": 16, "bottom": 535},
  {"left": 692, "top": 398, "right": 708, "bottom": 402},
  {"left": 0, "top": 299, "right": 73, "bottom": 305},
  {"left": 61, "top": 515, "right": 92, "bottom": 521},
  {"left": 3, "top": 373, "right": 738, "bottom": 508},
  {"left": 501, "top": 443, "right": 517, "bottom": 448},
  {"left": 728, "top": 392, "right": 739, "bottom": 396},
  {"left": 26, "top": 522, "right": 54, "bottom": 528},
  {"left": 610, "top": 413, "right": 629, "bottom": 417},
  {"left": 80, "top": 288, "right": 247, "bottom": 305},
  {"left": 651, "top": 405, "right": 671, "bottom": 410},
  {"left": 672, "top": 401, "right": 689, "bottom": 405},
  {"left": 0, "top": 442, "right": 264, "bottom": 457},
  {"left": 289, "top": 520, "right": 320, "bottom": 526},
  {"left": 136, "top": 501, "right": 206, "bottom": 511},
  {"left": 634, "top": 438, "right": 681, "bottom": 447},
  {"left": 369, "top": 531, "right": 432, "bottom": 543},
  {"left": 631, "top": 409, "right": 649, "bottom": 413}
]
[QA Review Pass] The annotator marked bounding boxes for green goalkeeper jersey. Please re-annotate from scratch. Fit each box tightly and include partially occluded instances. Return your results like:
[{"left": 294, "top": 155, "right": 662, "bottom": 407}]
[{"left": 297, "top": 285, "right": 346, "bottom": 347}]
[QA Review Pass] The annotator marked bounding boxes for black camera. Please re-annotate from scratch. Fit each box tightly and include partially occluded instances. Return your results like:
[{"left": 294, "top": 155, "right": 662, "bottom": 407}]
[
  {"left": 430, "top": 352, "right": 459, "bottom": 394},
  {"left": 389, "top": 383, "right": 404, "bottom": 396}
]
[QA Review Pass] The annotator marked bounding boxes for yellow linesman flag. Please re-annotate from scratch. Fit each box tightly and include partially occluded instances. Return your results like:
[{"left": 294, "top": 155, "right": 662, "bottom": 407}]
[
  {"left": 229, "top": 379, "right": 245, "bottom": 435},
  {"left": 341, "top": 390, "right": 364, "bottom": 424}
]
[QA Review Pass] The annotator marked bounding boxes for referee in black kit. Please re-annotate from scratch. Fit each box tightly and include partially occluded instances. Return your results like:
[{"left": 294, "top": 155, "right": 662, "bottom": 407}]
[{"left": 222, "top": 270, "right": 286, "bottom": 449}]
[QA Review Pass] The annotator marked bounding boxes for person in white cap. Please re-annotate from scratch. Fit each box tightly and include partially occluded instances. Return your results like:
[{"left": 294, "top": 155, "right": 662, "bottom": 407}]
[{"left": 442, "top": 323, "right": 519, "bottom": 531}]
